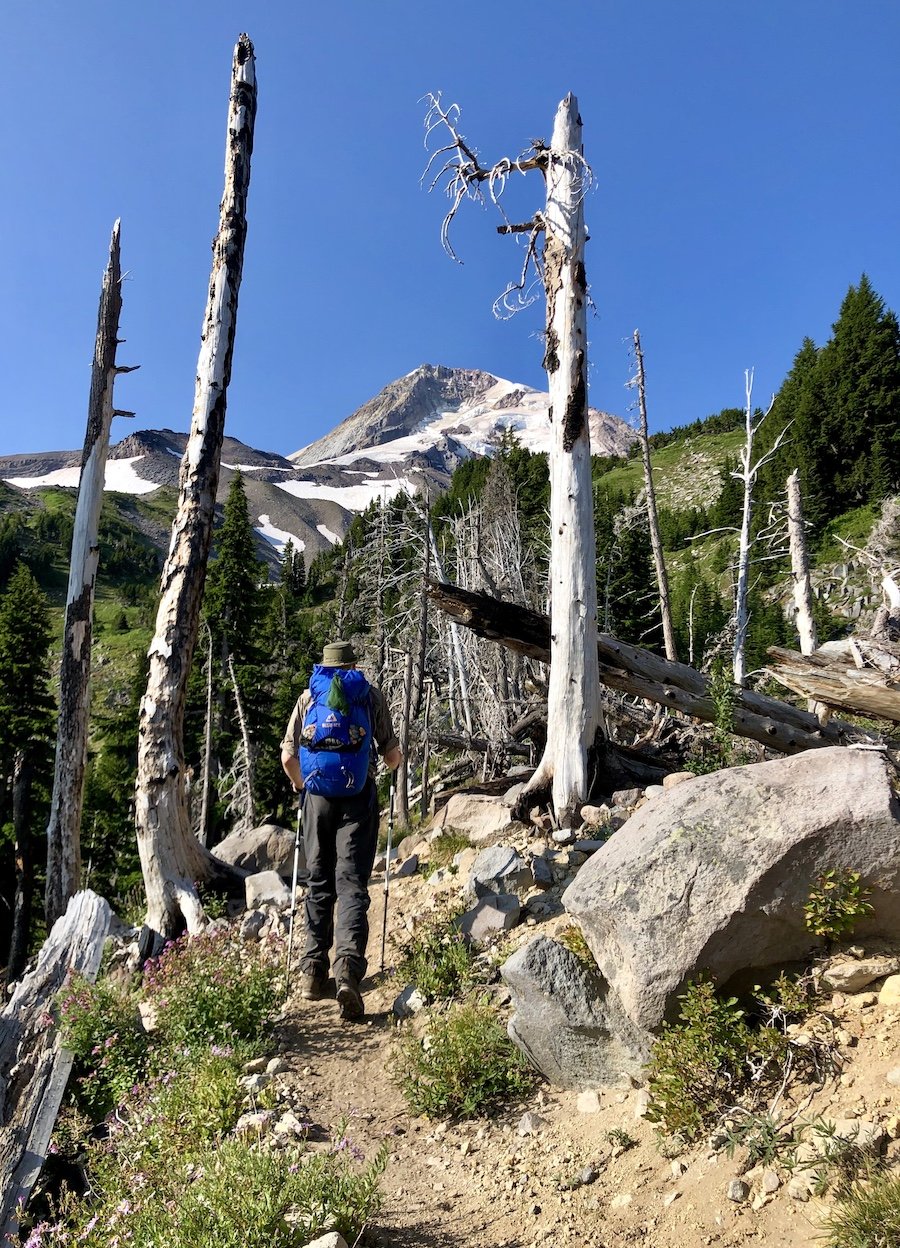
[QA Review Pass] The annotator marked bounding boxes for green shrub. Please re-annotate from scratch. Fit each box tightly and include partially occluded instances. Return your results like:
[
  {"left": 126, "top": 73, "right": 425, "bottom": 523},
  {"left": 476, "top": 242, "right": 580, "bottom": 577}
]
[
  {"left": 391, "top": 997, "right": 535, "bottom": 1119},
  {"left": 804, "top": 869, "right": 874, "bottom": 943},
  {"left": 396, "top": 904, "right": 480, "bottom": 1003},
  {"left": 426, "top": 830, "right": 471, "bottom": 869},
  {"left": 144, "top": 926, "right": 280, "bottom": 1051},
  {"left": 558, "top": 923, "right": 596, "bottom": 969},
  {"left": 56, "top": 1130, "right": 387, "bottom": 1248},
  {"left": 57, "top": 975, "right": 150, "bottom": 1117},
  {"left": 645, "top": 975, "right": 819, "bottom": 1141},
  {"left": 822, "top": 1168, "right": 900, "bottom": 1247}
]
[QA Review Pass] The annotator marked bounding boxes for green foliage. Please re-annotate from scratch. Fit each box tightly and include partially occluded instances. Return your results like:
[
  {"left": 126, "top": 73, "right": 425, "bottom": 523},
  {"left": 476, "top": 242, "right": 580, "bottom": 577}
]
[
  {"left": 143, "top": 926, "right": 280, "bottom": 1052},
  {"left": 804, "top": 869, "right": 874, "bottom": 942},
  {"left": 391, "top": 997, "right": 535, "bottom": 1119},
  {"left": 425, "top": 830, "right": 471, "bottom": 869},
  {"left": 822, "top": 1167, "right": 900, "bottom": 1247},
  {"left": 645, "top": 974, "right": 818, "bottom": 1141},
  {"left": 57, "top": 975, "right": 150, "bottom": 1118},
  {"left": 558, "top": 924, "right": 596, "bottom": 969},
  {"left": 722, "top": 1112, "right": 784, "bottom": 1167},
  {"left": 396, "top": 904, "right": 481, "bottom": 1003},
  {"left": 606, "top": 1127, "right": 637, "bottom": 1152}
]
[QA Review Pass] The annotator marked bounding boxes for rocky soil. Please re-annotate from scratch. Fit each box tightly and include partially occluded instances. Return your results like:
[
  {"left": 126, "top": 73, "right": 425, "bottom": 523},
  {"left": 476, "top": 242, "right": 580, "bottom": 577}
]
[{"left": 239, "top": 835, "right": 900, "bottom": 1248}]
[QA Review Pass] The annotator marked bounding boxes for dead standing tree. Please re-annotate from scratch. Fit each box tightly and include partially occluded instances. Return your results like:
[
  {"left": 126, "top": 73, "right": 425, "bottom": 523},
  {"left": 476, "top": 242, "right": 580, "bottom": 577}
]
[
  {"left": 45, "top": 222, "right": 138, "bottom": 926},
  {"left": 135, "top": 35, "right": 257, "bottom": 946},
  {"left": 425, "top": 92, "right": 601, "bottom": 827},
  {"left": 631, "top": 329, "right": 677, "bottom": 661}
]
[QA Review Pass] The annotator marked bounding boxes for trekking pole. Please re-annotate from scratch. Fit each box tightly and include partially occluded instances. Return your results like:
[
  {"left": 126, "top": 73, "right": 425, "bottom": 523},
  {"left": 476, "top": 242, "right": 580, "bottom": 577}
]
[
  {"left": 379, "top": 781, "right": 396, "bottom": 975},
  {"left": 286, "top": 789, "right": 305, "bottom": 998}
]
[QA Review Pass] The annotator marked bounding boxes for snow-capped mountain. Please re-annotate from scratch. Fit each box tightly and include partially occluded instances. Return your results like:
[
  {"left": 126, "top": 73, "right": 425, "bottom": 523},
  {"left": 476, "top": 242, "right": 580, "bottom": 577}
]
[{"left": 0, "top": 365, "right": 634, "bottom": 564}]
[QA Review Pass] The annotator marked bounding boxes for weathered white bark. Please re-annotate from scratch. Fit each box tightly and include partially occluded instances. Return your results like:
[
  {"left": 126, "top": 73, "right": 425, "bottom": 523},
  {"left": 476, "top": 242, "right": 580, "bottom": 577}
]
[
  {"left": 786, "top": 469, "right": 817, "bottom": 656},
  {"left": 525, "top": 95, "right": 600, "bottom": 825},
  {"left": 0, "top": 891, "right": 111, "bottom": 1238},
  {"left": 427, "top": 522, "right": 473, "bottom": 735},
  {"left": 633, "top": 329, "right": 677, "bottom": 661},
  {"left": 45, "top": 222, "right": 126, "bottom": 926},
  {"left": 135, "top": 35, "right": 257, "bottom": 943},
  {"left": 198, "top": 621, "right": 214, "bottom": 845},
  {"left": 226, "top": 651, "right": 256, "bottom": 829}
]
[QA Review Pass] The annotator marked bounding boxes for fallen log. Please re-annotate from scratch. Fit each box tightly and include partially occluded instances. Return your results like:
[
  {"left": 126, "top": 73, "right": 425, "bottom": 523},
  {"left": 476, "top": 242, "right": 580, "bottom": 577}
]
[
  {"left": 766, "top": 644, "right": 900, "bottom": 723},
  {"left": 1, "top": 890, "right": 111, "bottom": 1238},
  {"left": 427, "top": 581, "right": 879, "bottom": 755},
  {"left": 434, "top": 732, "right": 531, "bottom": 758}
]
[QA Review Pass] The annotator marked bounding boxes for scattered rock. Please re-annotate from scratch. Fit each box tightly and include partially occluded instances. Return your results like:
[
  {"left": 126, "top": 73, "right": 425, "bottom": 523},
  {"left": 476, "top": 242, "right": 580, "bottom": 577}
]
[
  {"left": 239, "top": 1073, "right": 271, "bottom": 1094},
  {"left": 266, "top": 1057, "right": 289, "bottom": 1075},
  {"left": 274, "top": 1110, "right": 307, "bottom": 1137},
  {"left": 633, "top": 1089, "right": 651, "bottom": 1118},
  {"left": 727, "top": 1179, "right": 749, "bottom": 1203},
  {"left": 580, "top": 804, "right": 612, "bottom": 827},
  {"left": 240, "top": 909, "right": 268, "bottom": 941},
  {"left": 245, "top": 870, "right": 291, "bottom": 910},
  {"left": 663, "top": 1191, "right": 681, "bottom": 1207},
  {"left": 878, "top": 974, "right": 900, "bottom": 1006},
  {"left": 393, "top": 984, "right": 427, "bottom": 1019},
  {"left": 576, "top": 1090, "right": 602, "bottom": 1114},
  {"left": 137, "top": 1000, "right": 158, "bottom": 1033},
  {"left": 530, "top": 856, "right": 554, "bottom": 890},
  {"left": 761, "top": 1169, "right": 781, "bottom": 1194},
  {"left": 430, "top": 793, "right": 518, "bottom": 844},
  {"left": 643, "top": 784, "right": 665, "bottom": 799},
  {"left": 788, "top": 1175, "right": 813, "bottom": 1202},
  {"left": 610, "top": 1193, "right": 632, "bottom": 1209},
  {"left": 458, "top": 895, "right": 521, "bottom": 943},
  {"left": 579, "top": 1165, "right": 599, "bottom": 1185},
  {"left": 395, "top": 854, "right": 419, "bottom": 879},
  {"left": 242, "top": 1056, "right": 268, "bottom": 1074},
  {"left": 610, "top": 788, "right": 643, "bottom": 809},
  {"left": 234, "top": 1109, "right": 274, "bottom": 1135},
  {"left": 551, "top": 828, "right": 576, "bottom": 846},
  {"left": 302, "top": 1235, "right": 349, "bottom": 1248},
  {"left": 662, "top": 772, "right": 694, "bottom": 791},
  {"left": 214, "top": 822, "right": 298, "bottom": 880},
  {"left": 886, "top": 1066, "right": 900, "bottom": 1088},
  {"left": 468, "top": 846, "right": 533, "bottom": 900},
  {"left": 822, "top": 956, "right": 900, "bottom": 993},
  {"left": 517, "top": 1111, "right": 548, "bottom": 1136},
  {"left": 397, "top": 833, "right": 428, "bottom": 860},
  {"left": 670, "top": 1159, "right": 687, "bottom": 1178}
]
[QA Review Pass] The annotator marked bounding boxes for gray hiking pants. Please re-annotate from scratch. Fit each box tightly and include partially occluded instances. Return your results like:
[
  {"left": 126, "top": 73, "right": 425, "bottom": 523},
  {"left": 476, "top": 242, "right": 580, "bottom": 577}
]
[{"left": 301, "top": 779, "right": 379, "bottom": 984}]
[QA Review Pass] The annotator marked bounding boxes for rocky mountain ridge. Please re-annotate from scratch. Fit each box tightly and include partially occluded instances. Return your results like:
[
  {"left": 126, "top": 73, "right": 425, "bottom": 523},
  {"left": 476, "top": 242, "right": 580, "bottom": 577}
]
[{"left": 0, "top": 364, "right": 634, "bottom": 563}]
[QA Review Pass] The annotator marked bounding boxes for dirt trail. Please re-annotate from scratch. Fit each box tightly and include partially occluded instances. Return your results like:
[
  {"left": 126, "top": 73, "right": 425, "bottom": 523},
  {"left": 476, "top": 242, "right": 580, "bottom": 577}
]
[{"left": 269, "top": 874, "right": 900, "bottom": 1248}]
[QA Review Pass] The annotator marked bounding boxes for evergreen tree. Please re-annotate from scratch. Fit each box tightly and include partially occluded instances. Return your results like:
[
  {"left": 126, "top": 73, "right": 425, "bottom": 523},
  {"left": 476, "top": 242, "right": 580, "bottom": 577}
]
[
  {"left": 0, "top": 563, "right": 55, "bottom": 974},
  {"left": 205, "top": 471, "right": 264, "bottom": 663}
]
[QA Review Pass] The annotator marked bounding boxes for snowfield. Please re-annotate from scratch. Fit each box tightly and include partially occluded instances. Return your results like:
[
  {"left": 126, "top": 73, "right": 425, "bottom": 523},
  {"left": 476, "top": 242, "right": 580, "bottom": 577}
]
[{"left": 3, "top": 456, "right": 161, "bottom": 495}]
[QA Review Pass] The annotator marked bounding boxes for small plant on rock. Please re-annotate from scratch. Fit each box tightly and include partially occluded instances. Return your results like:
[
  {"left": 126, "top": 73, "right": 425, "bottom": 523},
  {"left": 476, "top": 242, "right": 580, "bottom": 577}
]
[
  {"left": 606, "top": 1127, "right": 637, "bottom": 1152},
  {"left": 426, "top": 830, "right": 471, "bottom": 869},
  {"left": 804, "top": 869, "right": 874, "bottom": 944},
  {"left": 391, "top": 996, "right": 535, "bottom": 1119},
  {"left": 558, "top": 923, "right": 597, "bottom": 969}
]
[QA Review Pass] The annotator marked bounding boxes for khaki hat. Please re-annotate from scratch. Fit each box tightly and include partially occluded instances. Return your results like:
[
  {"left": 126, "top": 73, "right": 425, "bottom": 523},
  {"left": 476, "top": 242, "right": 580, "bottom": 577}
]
[{"left": 321, "top": 639, "right": 358, "bottom": 666}]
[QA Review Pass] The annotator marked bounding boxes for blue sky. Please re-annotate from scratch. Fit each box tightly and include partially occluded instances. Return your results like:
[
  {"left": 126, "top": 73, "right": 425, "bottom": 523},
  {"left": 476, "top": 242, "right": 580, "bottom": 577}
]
[{"left": 2, "top": 1, "right": 899, "bottom": 456}]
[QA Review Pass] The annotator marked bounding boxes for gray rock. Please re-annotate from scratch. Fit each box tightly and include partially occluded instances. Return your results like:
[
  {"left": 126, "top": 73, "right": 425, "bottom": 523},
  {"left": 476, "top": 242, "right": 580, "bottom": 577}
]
[
  {"left": 761, "top": 1169, "right": 781, "bottom": 1194},
  {"left": 551, "top": 827, "right": 575, "bottom": 845},
  {"left": 245, "top": 870, "right": 291, "bottom": 910},
  {"left": 886, "top": 1066, "right": 900, "bottom": 1088},
  {"left": 564, "top": 748, "right": 900, "bottom": 1033},
  {"left": 392, "top": 984, "right": 427, "bottom": 1019},
  {"left": 214, "top": 822, "right": 298, "bottom": 880},
  {"left": 821, "top": 956, "right": 900, "bottom": 994},
  {"left": 517, "top": 1111, "right": 548, "bottom": 1136},
  {"left": 575, "top": 839, "right": 610, "bottom": 854},
  {"left": 458, "top": 895, "right": 521, "bottom": 943},
  {"left": 580, "top": 1165, "right": 599, "bottom": 1186},
  {"left": 727, "top": 1179, "right": 749, "bottom": 1203},
  {"left": 468, "top": 845, "right": 533, "bottom": 900},
  {"left": 240, "top": 909, "right": 267, "bottom": 941},
  {"left": 234, "top": 1110, "right": 275, "bottom": 1135},
  {"left": 430, "top": 793, "right": 518, "bottom": 844},
  {"left": 580, "top": 804, "right": 612, "bottom": 827},
  {"left": 397, "top": 833, "right": 428, "bottom": 860},
  {"left": 395, "top": 853, "right": 419, "bottom": 879},
  {"left": 530, "top": 856, "right": 554, "bottom": 889},
  {"left": 503, "top": 781, "right": 527, "bottom": 807},
  {"left": 643, "top": 784, "right": 665, "bottom": 799},
  {"left": 303, "top": 1235, "right": 349, "bottom": 1248},
  {"left": 502, "top": 937, "right": 650, "bottom": 1088},
  {"left": 610, "top": 788, "right": 643, "bottom": 809}
]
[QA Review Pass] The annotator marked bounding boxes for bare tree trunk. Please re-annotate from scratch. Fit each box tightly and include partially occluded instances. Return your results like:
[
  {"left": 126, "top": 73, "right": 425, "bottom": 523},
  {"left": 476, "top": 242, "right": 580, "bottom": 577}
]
[
  {"left": 227, "top": 651, "right": 256, "bottom": 829},
  {"left": 633, "top": 329, "right": 677, "bottom": 661},
  {"left": 198, "top": 621, "right": 214, "bottom": 845},
  {"left": 786, "top": 469, "right": 817, "bottom": 655},
  {"left": 7, "top": 754, "right": 33, "bottom": 984},
  {"left": 420, "top": 680, "right": 432, "bottom": 821},
  {"left": 135, "top": 36, "right": 256, "bottom": 945},
  {"left": 428, "top": 522, "right": 472, "bottom": 734},
  {"left": 395, "top": 648, "right": 415, "bottom": 830},
  {"left": 523, "top": 95, "right": 601, "bottom": 826},
  {"left": 45, "top": 222, "right": 129, "bottom": 926}
]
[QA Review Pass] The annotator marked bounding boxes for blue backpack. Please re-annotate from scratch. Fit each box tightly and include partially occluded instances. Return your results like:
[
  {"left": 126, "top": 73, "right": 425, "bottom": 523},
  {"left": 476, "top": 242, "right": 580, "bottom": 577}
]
[{"left": 299, "top": 666, "right": 372, "bottom": 797}]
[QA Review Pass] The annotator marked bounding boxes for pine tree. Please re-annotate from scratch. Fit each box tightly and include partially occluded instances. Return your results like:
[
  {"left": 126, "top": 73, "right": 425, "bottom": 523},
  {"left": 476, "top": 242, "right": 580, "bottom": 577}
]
[{"left": 0, "top": 563, "right": 55, "bottom": 976}]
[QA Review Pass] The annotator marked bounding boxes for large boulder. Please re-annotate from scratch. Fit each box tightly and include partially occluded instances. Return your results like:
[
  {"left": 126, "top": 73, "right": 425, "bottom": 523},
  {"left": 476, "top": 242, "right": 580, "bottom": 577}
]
[
  {"left": 564, "top": 748, "right": 900, "bottom": 1033},
  {"left": 502, "top": 938, "right": 650, "bottom": 1088},
  {"left": 430, "top": 793, "right": 518, "bottom": 844},
  {"left": 214, "top": 822, "right": 300, "bottom": 881},
  {"left": 466, "top": 845, "right": 533, "bottom": 900}
]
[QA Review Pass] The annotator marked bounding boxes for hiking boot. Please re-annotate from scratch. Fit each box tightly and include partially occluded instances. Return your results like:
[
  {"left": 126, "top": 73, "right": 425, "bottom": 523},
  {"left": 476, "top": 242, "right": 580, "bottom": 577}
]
[
  {"left": 336, "top": 976, "right": 364, "bottom": 1020},
  {"left": 299, "top": 972, "right": 327, "bottom": 1001}
]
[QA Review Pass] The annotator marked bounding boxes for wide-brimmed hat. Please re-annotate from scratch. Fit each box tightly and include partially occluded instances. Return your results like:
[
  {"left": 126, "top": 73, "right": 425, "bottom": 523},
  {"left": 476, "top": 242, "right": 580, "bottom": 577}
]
[{"left": 321, "top": 639, "right": 358, "bottom": 666}]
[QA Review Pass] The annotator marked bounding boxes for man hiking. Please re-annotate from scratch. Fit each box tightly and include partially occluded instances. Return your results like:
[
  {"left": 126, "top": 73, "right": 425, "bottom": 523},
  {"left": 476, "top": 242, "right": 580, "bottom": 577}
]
[{"left": 280, "top": 639, "right": 401, "bottom": 1020}]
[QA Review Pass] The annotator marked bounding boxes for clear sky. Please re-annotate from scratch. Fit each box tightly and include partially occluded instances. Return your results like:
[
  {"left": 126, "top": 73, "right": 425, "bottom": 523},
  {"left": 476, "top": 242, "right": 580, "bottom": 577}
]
[{"left": 2, "top": 1, "right": 898, "bottom": 456}]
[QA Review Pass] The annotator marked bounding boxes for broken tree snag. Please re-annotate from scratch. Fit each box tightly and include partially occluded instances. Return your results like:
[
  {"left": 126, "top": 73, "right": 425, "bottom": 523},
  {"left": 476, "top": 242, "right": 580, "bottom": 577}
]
[
  {"left": 45, "top": 222, "right": 125, "bottom": 928},
  {"left": 786, "top": 470, "right": 817, "bottom": 656},
  {"left": 135, "top": 35, "right": 256, "bottom": 946},
  {"left": 0, "top": 891, "right": 111, "bottom": 1240},
  {"left": 524, "top": 93, "right": 601, "bottom": 826},
  {"left": 633, "top": 329, "right": 678, "bottom": 662},
  {"left": 766, "top": 645, "right": 900, "bottom": 723},
  {"left": 427, "top": 581, "right": 879, "bottom": 754}
]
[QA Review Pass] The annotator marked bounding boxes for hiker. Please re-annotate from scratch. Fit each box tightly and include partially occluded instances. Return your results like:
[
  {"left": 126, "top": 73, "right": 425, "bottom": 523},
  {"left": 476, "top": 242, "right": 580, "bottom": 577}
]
[{"left": 280, "top": 639, "right": 401, "bottom": 1019}]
